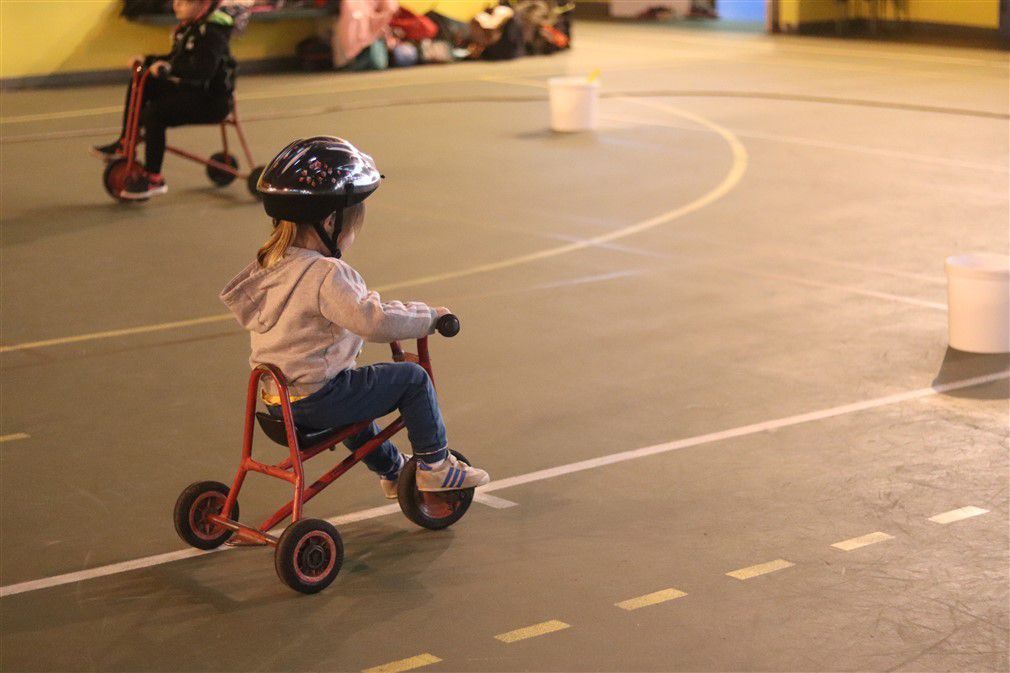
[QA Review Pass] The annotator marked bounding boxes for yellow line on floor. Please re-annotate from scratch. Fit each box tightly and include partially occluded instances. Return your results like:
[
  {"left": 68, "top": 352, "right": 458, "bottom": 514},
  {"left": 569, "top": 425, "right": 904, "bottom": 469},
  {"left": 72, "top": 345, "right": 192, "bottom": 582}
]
[
  {"left": 0, "top": 75, "right": 475, "bottom": 125},
  {"left": 0, "top": 95, "right": 747, "bottom": 354},
  {"left": 361, "top": 653, "right": 441, "bottom": 673},
  {"left": 0, "top": 314, "right": 235, "bottom": 353},
  {"left": 831, "top": 531, "right": 894, "bottom": 551},
  {"left": 494, "top": 619, "right": 570, "bottom": 643},
  {"left": 0, "top": 105, "right": 124, "bottom": 124},
  {"left": 615, "top": 588, "right": 687, "bottom": 611},
  {"left": 0, "top": 433, "right": 30, "bottom": 443},
  {"left": 726, "top": 559, "right": 794, "bottom": 580},
  {"left": 928, "top": 506, "right": 989, "bottom": 524}
]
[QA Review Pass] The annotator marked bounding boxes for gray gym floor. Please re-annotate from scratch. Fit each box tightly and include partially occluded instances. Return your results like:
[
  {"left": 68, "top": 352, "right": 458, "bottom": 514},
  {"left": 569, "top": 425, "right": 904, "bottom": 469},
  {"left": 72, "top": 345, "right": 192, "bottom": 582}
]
[{"left": 1, "top": 20, "right": 1008, "bottom": 673}]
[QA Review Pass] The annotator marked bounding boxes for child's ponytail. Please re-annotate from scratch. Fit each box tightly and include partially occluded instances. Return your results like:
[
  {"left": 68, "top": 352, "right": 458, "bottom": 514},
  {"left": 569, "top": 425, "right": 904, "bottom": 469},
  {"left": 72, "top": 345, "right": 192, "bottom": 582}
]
[{"left": 256, "top": 219, "right": 297, "bottom": 269}]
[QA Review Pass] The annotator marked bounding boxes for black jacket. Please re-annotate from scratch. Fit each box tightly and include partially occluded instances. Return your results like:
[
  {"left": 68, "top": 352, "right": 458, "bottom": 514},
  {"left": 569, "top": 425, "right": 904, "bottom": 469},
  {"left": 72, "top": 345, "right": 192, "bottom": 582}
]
[{"left": 157, "top": 10, "right": 235, "bottom": 95}]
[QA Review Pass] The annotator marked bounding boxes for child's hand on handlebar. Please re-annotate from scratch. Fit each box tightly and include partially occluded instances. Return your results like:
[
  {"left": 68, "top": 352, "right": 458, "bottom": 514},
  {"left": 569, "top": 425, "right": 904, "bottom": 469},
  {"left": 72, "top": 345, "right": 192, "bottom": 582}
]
[
  {"left": 149, "top": 60, "right": 172, "bottom": 77},
  {"left": 434, "top": 307, "right": 453, "bottom": 319}
]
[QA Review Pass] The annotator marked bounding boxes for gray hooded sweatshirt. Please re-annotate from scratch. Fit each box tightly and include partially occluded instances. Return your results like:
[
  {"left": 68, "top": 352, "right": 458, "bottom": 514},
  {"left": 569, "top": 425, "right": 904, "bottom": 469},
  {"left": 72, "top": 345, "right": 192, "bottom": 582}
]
[{"left": 220, "top": 246, "right": 437, "bottom": 396}]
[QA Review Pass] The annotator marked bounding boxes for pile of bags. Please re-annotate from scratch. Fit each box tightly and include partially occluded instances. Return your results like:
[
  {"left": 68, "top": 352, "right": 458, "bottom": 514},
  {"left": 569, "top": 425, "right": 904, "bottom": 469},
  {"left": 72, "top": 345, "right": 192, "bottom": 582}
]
[{"left": 297, "top": 0, "right": 573, "bottom": 71}]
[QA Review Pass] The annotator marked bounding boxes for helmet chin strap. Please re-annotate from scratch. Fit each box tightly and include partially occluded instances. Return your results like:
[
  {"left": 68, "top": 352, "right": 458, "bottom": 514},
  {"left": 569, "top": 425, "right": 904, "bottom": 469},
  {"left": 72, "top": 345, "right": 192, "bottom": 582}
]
[
  {"left": 312, "top": 208, "right": 343, "bottom": 259},
  {"left": 311, "top": 187, "right": 355, "bottom": 259}
]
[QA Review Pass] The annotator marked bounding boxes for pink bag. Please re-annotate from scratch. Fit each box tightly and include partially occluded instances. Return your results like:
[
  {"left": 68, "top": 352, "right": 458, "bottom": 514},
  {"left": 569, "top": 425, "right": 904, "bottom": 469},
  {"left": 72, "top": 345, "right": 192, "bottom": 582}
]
[{"left": 332, "top": 0, "right": 398, "bottom": 68}]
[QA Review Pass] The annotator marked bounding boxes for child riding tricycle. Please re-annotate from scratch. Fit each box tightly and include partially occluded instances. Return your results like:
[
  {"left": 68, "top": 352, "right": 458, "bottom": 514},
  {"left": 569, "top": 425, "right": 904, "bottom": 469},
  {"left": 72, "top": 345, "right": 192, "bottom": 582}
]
[
  {"left": 173, "top": 137, "right": 490, "bottom": 593},
  {"left": 94, "top": 0, "right": 264, "bottom": 201}
]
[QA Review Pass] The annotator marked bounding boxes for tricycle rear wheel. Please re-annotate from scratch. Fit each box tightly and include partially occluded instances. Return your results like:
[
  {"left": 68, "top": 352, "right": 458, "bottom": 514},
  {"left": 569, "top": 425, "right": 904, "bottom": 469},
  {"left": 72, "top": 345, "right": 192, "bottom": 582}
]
[
  {"left": 247, "top": 165, "right": 265, "bottom": 198},
  {"left": 274, "top": 518, "right": 343, "bottom": 594},
  {"left": 397, "top": 450, "right": 475, "bottom": 530},
  {"left": 173, "top": 481, "right": 240, "bottom": 550},
  {"left": 206, "top": 152, "right": 238, "bottom": 186}
]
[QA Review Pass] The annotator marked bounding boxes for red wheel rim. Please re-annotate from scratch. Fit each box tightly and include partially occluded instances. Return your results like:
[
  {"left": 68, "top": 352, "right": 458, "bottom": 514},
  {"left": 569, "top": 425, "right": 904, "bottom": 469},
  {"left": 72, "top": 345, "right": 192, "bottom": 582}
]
[
  {"left": 105, "top": 160, "right": 144, "bottom": 199},
  {"left": 292, "top": 531, "right": 337, "bottom": 584},
  {"left": 414, "top": 488, "right": 466, "bottom": 520},
  {"left": 107, "top": 162, "right": 129, "bottom": 194},
  {"left": 189, "top": 492, "right": 227, "bottom": 541}
]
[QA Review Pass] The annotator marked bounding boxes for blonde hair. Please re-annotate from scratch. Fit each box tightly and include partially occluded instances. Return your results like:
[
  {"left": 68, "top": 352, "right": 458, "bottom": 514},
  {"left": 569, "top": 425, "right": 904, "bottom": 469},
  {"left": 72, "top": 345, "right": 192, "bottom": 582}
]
[{"left": 257, "top": 219, "right": 297, "bottom": 269}]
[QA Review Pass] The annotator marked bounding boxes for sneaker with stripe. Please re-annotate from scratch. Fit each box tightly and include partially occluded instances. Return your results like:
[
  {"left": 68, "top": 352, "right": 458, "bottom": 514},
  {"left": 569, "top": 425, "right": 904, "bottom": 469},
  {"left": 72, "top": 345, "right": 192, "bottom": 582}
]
[
  {"left": 415, "top": 451, "right": 489, "bottom": 492},
  {"left": 379, "top": 452, "right": 407, "bottom": 500}
]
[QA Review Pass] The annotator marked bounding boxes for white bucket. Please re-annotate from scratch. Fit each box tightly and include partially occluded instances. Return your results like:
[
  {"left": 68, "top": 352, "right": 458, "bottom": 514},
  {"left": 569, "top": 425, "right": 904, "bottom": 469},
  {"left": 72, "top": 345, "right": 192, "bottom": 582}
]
[
  {"left": 548, "top": 76, "right": 600, "bottom": 132},
  {"left": 945, "top": 252, "right": 1010, "bottom": 353}
]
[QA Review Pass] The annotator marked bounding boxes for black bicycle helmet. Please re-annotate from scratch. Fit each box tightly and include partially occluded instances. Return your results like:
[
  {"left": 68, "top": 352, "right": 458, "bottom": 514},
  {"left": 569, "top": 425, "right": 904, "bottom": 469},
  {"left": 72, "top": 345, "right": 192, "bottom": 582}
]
[{"left": 258, "top": 136, "right": 382, "bottom": 257}]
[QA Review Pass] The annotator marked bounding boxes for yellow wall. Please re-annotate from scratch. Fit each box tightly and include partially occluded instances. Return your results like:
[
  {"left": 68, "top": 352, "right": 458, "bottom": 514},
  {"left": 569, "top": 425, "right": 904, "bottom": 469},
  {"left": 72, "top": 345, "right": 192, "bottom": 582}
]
[
  {"left": 901, "top": 0, "right": 998, "bottom": 28},
  {"left": 0, "top": 1, "right": 318, "bottom": 80},
  {"left": 400, "top": 0, "right": 496, "bottom": 22},
  {"left": 777, "top": 0, "right": 999, "bottom": 30}
]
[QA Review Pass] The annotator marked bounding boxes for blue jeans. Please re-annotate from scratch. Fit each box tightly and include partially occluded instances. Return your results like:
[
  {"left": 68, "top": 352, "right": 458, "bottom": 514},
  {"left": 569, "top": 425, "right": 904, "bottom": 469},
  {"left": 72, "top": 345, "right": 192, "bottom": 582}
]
[{"left": 268, "top": 362, "right": 448, "bottom": 476}]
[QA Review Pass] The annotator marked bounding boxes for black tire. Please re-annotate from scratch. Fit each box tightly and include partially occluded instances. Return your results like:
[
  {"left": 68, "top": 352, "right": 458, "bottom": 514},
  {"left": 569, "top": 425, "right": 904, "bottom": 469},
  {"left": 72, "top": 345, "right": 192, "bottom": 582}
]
[
  {"left": 274, "top": 518, "right": 343, "bottom": 594},
  {"left": 103, "top": 158, "right": 146, "bottom": 203},
  {"left": 247, "top": 165, "right": 265, "bottom": 199},
  {"left": 173, "top": 481, "right": 239, "bottom": 550},
  {"left": 206, "top": 152, "right": 238, "bottom": 186},
  {"left": 397, "top": 450, "right": 474, "bottom": 530}
]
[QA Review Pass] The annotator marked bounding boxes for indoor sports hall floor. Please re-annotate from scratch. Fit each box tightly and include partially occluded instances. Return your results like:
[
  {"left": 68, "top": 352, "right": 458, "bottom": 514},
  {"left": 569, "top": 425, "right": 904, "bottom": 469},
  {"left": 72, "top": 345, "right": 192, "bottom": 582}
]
[{"left": 1, "top": 20, "right": 1008, "bottom": 673}]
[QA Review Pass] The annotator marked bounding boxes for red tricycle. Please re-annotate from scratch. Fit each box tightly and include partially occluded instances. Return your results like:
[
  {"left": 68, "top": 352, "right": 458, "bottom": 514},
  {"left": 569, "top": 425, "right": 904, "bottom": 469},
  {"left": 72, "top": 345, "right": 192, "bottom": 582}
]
[
  {"left": 173, "top": 315, "right": 474, "bottom": 594},
  {"left": 103, "top": 60, "right": 265, "bottom": 203}
]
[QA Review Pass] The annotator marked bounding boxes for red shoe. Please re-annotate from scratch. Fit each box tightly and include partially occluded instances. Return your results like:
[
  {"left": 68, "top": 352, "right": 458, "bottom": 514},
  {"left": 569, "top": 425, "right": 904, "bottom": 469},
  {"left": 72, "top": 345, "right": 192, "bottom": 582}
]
[{"left": 121, "top": 172, "right": 168, "bottom": 200}]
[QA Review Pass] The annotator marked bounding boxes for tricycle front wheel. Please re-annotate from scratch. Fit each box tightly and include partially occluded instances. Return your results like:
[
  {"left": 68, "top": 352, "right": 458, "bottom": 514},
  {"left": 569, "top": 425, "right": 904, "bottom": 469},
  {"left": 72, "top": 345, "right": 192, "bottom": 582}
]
[
  {"left": 104, "top": 158, "right": 146, "bottom": 203},
  {"left": 397, "top": 450, "right": 475, "bottom": 530}
]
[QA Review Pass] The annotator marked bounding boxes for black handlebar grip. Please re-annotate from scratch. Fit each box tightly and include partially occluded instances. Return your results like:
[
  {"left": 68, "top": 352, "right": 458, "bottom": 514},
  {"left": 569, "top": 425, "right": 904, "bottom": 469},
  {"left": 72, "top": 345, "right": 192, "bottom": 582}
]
[{"left": 436, "top": 314, "right": 460, "bottom": 338}]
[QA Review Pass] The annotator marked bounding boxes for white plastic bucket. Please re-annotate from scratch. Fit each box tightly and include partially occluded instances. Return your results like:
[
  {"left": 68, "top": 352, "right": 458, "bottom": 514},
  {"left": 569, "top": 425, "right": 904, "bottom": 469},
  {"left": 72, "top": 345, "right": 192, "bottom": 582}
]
[
  {"left": 548, "top": 77, "right": 600, "bottom": 132},
  {"left": 945, "top": 252, "right": 1010, "bottom": 353}
]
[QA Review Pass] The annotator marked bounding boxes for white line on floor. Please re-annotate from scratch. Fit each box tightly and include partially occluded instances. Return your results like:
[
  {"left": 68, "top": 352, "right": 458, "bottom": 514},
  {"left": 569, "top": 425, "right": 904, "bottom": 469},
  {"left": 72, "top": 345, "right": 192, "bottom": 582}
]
[
  {"left": 0, "top": 433, "right": 30, "bottom": 443},
  {"left": 831, "top": 531, "right": 894, "bottom": 551},
  {"left": 473, "top": 493, "right": 519, "bottom": 509},
  {"left": 743, "top": 270, "right": 947, "bottom": 311},
  {"left": 478, "top": 371, "right": 1008, "bottom": 496},
  {"left": 1, "top": 370, "right": 1003, "bottom": 599},
  {"left": 536, "top": 229, "right": 947, "bottom": 311},
  {"left": 605, "top": 107, "right": 1007, "bottom": 174},
  {"left": 928, "top": 506, "right": 990, "bottom": 524}
]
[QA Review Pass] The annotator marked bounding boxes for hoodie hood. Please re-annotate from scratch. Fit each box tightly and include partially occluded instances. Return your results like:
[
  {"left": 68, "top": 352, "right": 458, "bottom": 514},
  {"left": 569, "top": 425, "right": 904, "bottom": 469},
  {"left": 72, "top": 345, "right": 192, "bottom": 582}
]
[{"left": 220, "top": 247, "right": 320, "bottom": 333}]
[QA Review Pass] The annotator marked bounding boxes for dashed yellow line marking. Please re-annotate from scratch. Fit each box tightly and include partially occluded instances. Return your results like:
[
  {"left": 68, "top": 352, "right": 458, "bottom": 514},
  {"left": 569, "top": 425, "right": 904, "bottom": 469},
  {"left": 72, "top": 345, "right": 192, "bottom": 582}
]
[
  {"left": 362, "top": 653, "right": 441, "bottom": 673},
  {"left": 726, "top": 559, "right": 794, "bottom": 580},
  {"left": 0, "top": 433, "right": 30, "bottom": 443},
  {"left": 494, "top": 619, "right": 570, "bottom": 643},
  {"left": 928, "top": 506, "right": 989, "bottom": 524},
  {"left": 615, "top": 587, "right": 687, "bottom": 611},
  {"left": 831, "top": 531, "right": 894, "bottom": 551}
]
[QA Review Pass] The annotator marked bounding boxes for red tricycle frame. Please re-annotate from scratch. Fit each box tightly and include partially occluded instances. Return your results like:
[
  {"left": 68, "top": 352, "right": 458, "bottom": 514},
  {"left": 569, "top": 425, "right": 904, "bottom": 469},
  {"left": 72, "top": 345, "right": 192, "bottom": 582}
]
[
  {"left": 103, "top": 60, "right": 264, "bottom": 201},
  {"left": 206, "top": 338, "right": 437, "bottom": 548}
]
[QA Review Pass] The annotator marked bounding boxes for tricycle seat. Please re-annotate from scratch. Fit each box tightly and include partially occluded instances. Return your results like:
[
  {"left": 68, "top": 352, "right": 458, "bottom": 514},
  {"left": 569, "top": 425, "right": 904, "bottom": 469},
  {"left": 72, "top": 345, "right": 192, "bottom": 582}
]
[{"left": 255, "top": 412, "right": 342, "bottom": 450}]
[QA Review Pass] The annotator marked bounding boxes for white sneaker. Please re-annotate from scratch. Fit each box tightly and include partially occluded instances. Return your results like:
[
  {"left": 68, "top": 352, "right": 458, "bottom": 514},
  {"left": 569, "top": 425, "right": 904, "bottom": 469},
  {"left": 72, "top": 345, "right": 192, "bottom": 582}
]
[
  {"left": 415, "top": 452, "right": 490, "bottom": 492},
  {"left": 379, "top": 453, "right": 406, "bottom": 500},
  {"left": 380, "top": 478, "right": 398, "bottom": 499}
]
